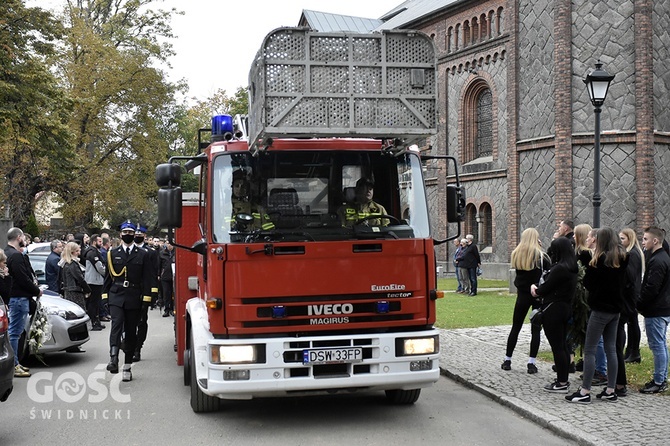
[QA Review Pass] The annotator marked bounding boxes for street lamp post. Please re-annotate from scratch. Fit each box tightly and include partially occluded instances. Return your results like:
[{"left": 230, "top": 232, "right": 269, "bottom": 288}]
[{"left": 583, "top": 61, "right": 614, "bottom": 229}]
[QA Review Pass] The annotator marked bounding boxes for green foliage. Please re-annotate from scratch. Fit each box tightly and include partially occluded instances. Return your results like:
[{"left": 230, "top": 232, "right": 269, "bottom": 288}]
[{"left": 25, "top": 213, "right": 40, "bottom": 238}]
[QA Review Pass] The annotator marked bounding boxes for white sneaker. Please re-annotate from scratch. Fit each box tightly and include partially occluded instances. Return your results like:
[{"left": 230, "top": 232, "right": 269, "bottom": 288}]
[{"left": 122, "top": 368, "right": 132, "bottom": 382}]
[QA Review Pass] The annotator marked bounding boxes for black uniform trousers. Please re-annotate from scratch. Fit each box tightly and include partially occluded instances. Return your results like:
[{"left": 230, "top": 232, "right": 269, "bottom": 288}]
[
  {"left": 161, "top": 279, "right": 174, "bottom": 313},
  {"left": 110, "top": 303, "right": 141, "bottom": 364},
  {"left": 86, "top": 284, "right": 103, "bottom": 324},
  {"left": 136, "top": 305, "right": 149, "bottom": 350}
]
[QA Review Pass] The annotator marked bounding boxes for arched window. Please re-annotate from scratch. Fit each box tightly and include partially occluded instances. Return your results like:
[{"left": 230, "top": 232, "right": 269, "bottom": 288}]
[
  {"left": 476, "top": 89, "right": 493, "bottom": 158},
  {"left": 465, "top": 203, "right": 478, "bottom": 243},
  {"left": 461, "top": 80, "right": 495, "bottom": 163},
  {"left": 479, "top": 202, "right": 492, "bottom": 248}
]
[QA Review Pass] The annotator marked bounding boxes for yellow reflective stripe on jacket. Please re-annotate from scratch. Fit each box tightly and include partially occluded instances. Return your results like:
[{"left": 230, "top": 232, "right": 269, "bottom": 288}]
[{"left": 143, "top": 295, "right": 152, "bottom": 302}]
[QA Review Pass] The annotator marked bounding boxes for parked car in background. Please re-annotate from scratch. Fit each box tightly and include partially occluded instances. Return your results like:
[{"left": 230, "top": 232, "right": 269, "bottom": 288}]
[
  {"left": 28, "top": 252, "right": 49, "bottom": 287},
  {"left": 0, "top": 296, "right": 14, "bottom": 402},
  {"left": 27, "top": 242, "right": 51, "bottom": 254}
]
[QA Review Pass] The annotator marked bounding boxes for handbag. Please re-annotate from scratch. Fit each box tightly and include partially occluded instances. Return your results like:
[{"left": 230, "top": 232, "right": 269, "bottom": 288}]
[{"left": 530, "top": 300, "right": 553, "bottom": 325}]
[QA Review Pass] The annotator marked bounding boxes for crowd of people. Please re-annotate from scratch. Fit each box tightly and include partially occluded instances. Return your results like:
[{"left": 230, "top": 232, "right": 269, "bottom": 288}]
[
  {"left": 502, "top": 220, "right": 670, "bottom": 402},
  {"left": 0, "top": 223, "right": 175, "bottom": 380}
]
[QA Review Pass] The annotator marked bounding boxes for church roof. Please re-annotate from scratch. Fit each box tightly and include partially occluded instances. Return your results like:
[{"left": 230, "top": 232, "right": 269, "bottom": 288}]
[
  {"left": 299, "top": 9, "right": 383, "bottom": 33},
  {"left": 375, "top": 0, "right": 465, "bottom": 31}
]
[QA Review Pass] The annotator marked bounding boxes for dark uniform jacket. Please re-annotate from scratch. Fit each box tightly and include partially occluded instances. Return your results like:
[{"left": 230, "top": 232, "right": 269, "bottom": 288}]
[
  {"left": 638, "top": 247, "right": 670, "bottom": 318},
  {"left": 5, "top": 245, "right": 40, "bottom": 299},
  {"left": 159, "top": 248, "right": 175, "bottom": 282},
  {"left": 102, "top": 245, "right": 155, "bottom": 309}
]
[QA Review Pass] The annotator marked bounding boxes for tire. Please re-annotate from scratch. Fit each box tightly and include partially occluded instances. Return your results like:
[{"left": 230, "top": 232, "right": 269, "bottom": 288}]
[
  {"left": 385, "top": 389, "right": 421, "bottom": 405},
  {"left": 189, "top": 334, "right": 220, "bottom": 413},
  {"left": 183, "top": 347, "right": 191, "bottom": 386}
]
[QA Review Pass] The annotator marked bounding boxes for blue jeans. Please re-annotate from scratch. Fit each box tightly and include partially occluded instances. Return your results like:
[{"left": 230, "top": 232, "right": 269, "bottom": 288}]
[
  {"left": 454, "top": 266, "right": 462, "bottom": 291},
  {"left": 8, "top": 298, "right": 30, "bottom": 366},
  {"left": 645, "top": 316, "right": 670, "bottom": 384},
  {"left": 467, "top": 267, "right": 478, "bottom": 294},
  {"left": 581, "top": 311, "right": 619, "bottom": 391}
]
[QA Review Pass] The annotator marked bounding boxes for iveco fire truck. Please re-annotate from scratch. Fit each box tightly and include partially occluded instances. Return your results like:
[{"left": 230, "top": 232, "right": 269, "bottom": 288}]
[{"left": 155, "top": 27, "right": 465, "bottom": 412}]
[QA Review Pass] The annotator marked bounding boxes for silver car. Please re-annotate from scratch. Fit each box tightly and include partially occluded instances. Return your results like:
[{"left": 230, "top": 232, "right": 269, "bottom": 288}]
[{"left": 23, "top": 291, "right": 91, "bottom": 358}]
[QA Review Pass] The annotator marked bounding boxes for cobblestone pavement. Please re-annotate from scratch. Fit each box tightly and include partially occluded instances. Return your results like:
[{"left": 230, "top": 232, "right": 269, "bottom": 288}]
[{"left": 438, "top": 317, "right": 669, "bottom": 446}]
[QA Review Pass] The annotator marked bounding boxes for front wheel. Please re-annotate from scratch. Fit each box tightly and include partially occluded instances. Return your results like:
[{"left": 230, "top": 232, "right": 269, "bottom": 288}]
[
  {"left": 385, "top": 389, "right": 421, "bottom": 405},
  {"left": 189, "top": 334, "right": 220, "bottom": 413}
]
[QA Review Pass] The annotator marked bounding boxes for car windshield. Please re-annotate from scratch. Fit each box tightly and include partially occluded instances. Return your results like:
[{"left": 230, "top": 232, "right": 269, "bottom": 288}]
[{"left": 211, "top": 150, "right": 430, "bottom": 243}]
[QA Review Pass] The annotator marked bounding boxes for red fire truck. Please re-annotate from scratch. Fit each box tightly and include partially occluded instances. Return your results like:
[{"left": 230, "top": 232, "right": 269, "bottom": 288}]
[{"left": 155, "top": 28, "right": 465, "bottom": 412}]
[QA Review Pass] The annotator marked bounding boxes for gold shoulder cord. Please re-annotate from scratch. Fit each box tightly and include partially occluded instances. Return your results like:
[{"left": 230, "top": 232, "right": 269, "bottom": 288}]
[{"left": 107, "top": 249, "right": 127, "bottom": 279}]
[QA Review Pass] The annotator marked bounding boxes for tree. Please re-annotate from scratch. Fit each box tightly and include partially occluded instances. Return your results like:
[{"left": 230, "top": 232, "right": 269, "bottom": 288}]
[
  {"left": 0, "top": 0, "right": 74, "bottom": 228},
  {"left": 52, "top": 0, "right": 185, "bottom": 228}
]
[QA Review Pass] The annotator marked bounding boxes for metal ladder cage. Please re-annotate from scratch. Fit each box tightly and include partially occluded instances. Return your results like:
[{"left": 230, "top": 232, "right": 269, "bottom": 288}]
[{"left": 248, "top": 27, "right": 437, "bottom": 151}]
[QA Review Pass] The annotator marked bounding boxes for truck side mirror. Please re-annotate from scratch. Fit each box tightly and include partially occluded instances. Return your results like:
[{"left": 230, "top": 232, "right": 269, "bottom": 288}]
[
  {"left": 157, "top": 187, "right": 183, "bottom": 228},
  {"left": 156, "top": 163, "right": 182, "bottom": 187},
  {"left": 446, "top": 185, "right": 466, "bottom": 223}
]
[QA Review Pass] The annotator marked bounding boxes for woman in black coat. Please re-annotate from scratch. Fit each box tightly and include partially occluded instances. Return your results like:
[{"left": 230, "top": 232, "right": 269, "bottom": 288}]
[
  {"left": 60, "top": 242, "right": 91, "bottom": 311},
  {"left": 531, "top": 236, "right": 578, "bottom": 393}
]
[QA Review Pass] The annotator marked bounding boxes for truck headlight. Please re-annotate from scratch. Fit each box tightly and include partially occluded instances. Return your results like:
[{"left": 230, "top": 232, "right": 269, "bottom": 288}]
[
  {"left": 397, "top": 336, "right": 438, "bottom": 356},
  {"left": 211, "top": 345, "right": 260, "bottom": 364}
]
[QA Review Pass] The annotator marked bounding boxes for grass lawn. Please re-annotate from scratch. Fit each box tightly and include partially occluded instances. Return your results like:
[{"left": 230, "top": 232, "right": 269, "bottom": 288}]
[
  {"left": 435, "top": 278, "right": 515, "bottom": 329},
  {"left": 436, "top": 277, "right": 660, "bottom": 392}
]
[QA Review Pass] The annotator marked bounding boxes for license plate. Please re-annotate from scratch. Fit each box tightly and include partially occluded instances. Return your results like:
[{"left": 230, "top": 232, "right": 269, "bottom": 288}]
[{"left": 303, "top": 347, "right": 363, "bottom": 365}]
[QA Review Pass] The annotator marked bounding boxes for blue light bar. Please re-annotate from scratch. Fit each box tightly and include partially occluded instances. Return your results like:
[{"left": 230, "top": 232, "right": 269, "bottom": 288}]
[{"left": 212, "top": 114, "right": 233, "bottom": 141}]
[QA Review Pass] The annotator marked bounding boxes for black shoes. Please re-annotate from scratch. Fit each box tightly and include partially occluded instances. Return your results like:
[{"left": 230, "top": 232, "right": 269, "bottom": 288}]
[
  {"left": 565, "top": 389, "right": 591, "bottom": 404},
  {"left": 615, "top": 386, "right": 628, "bottom": 397},
  {"left": 595, "top": 388, "right": 618, "bottom": 402},
  {"left": 107, "top": 347, "right": 119, "bottom": 374},
  {"left": 527, "top": 363, "right": 538, "bottom": 374},
  {"left": 468, "top": 292, "right": 477, "bottom": 296},
  {"left": 162, "top": 312, "right": 170, "bottom": 317},
  {"left": 133, "top": 349, "right": 141, "bottom": 362},
  {"left": 501, "top": 360, "right": 511, "bottom": 371},
  {"left": 543, "top": 381, "right": 570, "bottom": 393},
  {"left": 639, "top": 380, "right": 668, "bottom": 394}
]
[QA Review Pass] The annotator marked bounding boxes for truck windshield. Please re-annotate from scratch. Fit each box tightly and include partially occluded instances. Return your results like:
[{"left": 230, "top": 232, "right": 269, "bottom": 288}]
[{"left": 211, "top": 150, "right": 430, "bottom": 243}]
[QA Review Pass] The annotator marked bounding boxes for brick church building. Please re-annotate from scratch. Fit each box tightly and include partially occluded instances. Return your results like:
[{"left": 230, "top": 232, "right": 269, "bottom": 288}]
[{"left": 301, "top": 0, "right": 670, "bottom": 277}]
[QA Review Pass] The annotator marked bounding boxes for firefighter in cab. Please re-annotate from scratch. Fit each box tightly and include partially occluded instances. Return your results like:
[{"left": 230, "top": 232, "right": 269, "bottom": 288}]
[
  {"left": 102, "top": 220, "right": 155, "bottom": 382},
  {"left": 231, "top": 169, "right": 274, "bottom": 231},
  {"left": 340, "top": 177, "right": 389, "bottom": 227}
]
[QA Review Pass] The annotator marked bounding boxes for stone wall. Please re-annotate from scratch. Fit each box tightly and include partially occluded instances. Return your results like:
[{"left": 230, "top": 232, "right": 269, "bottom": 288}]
[
  {"left": 518, "top": 148, "right": 555, "bottom": 242},
  {"left": 653, "top": 0, "right": 670, "bottom": 132},
  {"left": 517, "top": 0, "right": 554, "bottom": 140},
  {"left": 571, "top": 0, "right": 636, "bottom": 133},
  {"left": 572, "top": 143, "right": 637, "bottom": 229},
  {"left": 654, "top": 143, "right": 670, "bottom": 226}
]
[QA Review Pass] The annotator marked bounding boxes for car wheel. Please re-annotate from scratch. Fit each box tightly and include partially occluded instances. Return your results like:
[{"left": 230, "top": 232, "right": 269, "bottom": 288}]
[
  {"left": 189, "top": 333, "right": 220, "bottom": 413},
  {"left": 385, "top": 389, "right": 421, "bottom": 405}
]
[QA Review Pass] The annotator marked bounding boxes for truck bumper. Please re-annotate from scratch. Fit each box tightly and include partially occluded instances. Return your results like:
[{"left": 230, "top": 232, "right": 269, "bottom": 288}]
[{"left": 196, "top": 329, "right": 440, "bottom": 400}]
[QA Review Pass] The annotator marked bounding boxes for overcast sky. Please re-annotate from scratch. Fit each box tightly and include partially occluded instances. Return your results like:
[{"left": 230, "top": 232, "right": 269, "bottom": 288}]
[
  {"left": 160, "top": 1, "right": 396, "bottom": 101},
  {"left": 30, "top": 0, "right": 397, "bottom": 102}
]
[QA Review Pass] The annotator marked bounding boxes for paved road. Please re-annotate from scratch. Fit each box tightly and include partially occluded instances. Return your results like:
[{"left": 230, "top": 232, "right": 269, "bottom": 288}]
[
  {"left": 2, "top": 308, "right": 571, "bottom": 446},
  {"left": 439, "top": 314, "right": 669, "bottom": 446}
]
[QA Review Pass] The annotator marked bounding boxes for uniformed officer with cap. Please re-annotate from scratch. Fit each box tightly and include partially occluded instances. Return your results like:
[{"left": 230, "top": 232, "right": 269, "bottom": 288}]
[
  {"left": 339, "top": 177, "right": 389, "bottom": 227},
  {"left": 132, "top": 222, "right": 159, "bottom": 362},
  {"left": 102, "top": 220, "right": 155, "bottom": 382}
]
